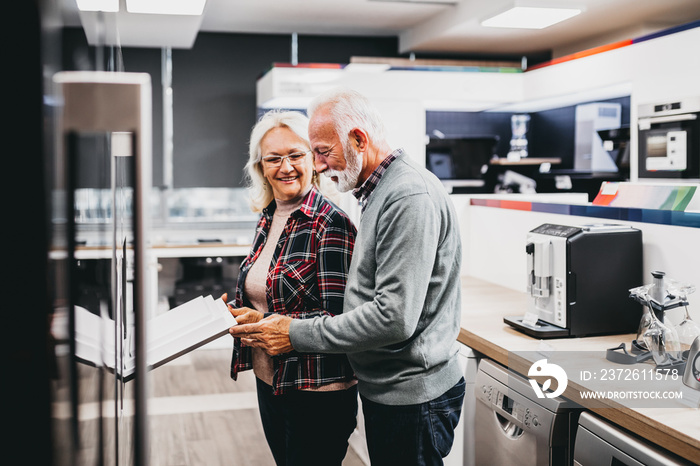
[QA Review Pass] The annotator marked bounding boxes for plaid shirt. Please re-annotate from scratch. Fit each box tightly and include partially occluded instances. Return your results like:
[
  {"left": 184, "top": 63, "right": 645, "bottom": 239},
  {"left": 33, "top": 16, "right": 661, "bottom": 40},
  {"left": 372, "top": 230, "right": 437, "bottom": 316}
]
[
  {"left": 230, "top": 186, "right": 357, "bottom": 394},
  {"left": 353, "top": 148, "right": 403, "bottom": 212}
]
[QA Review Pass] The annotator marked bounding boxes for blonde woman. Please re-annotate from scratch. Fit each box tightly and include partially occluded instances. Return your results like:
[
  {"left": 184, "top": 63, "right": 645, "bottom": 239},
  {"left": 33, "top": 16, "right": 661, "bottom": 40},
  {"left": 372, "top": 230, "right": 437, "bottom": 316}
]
[{"left": 222, "top": 110, "right": 357, "bottom": 466}]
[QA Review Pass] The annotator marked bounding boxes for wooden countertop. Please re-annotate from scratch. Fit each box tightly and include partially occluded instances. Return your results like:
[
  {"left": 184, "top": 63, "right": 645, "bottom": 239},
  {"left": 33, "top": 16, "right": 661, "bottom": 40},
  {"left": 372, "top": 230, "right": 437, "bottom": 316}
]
[{"left": 458, "top": 276, "right": 700, "bottom": 464}]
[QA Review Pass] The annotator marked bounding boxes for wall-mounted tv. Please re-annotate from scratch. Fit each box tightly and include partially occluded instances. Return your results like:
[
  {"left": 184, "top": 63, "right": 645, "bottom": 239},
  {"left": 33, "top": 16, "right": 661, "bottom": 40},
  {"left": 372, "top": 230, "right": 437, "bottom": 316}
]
[{"left": 426, "top": 136, "right": 499, "bottom": 192}]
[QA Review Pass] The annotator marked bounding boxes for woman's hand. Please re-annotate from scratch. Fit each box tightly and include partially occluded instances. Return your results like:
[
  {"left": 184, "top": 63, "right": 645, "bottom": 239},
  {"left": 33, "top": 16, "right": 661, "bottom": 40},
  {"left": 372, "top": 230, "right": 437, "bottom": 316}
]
[{"left": 220, "top": 293, "right": 264, "bottom": 325}]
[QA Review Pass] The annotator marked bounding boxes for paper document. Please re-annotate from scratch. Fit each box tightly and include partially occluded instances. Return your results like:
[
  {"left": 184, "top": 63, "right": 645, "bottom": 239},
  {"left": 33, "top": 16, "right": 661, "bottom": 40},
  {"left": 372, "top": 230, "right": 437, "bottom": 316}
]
[{"left": 61, "top": 295, "right": 236, "bottom": 381}]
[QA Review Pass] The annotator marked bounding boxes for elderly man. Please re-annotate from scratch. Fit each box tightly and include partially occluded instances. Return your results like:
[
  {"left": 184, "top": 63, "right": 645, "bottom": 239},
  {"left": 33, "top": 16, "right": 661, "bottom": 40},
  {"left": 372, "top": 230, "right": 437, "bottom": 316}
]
[{"left": 230, "top": 88, "right": 464, "bottom": 465}]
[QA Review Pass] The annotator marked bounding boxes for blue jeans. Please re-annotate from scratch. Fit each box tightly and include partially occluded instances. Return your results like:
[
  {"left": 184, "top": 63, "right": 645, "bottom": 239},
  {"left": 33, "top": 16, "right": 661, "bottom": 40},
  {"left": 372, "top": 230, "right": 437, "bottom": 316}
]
[
  {"left": 256, "top": 378, "right": 358, "bottom": 466},
  {"left": 361, "top": 377, "right": 466, "bottom": 466}
]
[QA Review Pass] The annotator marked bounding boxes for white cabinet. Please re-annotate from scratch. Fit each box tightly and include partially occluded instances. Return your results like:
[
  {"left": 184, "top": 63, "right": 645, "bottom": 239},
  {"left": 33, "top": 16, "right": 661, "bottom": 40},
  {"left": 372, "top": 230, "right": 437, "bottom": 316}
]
[{"left": 444, "top": 344, "right": 480, "bottom": 466}]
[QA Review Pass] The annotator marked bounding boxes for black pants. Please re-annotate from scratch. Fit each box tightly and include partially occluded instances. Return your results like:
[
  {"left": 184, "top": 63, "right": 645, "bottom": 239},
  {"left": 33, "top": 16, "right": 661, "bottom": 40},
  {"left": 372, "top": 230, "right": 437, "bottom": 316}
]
[{"left": 256, "top": 378, "right": 358, "bottom": 466}]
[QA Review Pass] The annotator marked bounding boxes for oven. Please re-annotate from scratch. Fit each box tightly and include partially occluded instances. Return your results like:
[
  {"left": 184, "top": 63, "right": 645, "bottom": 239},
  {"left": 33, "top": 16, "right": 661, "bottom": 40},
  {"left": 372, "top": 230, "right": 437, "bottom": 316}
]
[{"left": 637, "top": 97, "right": 700, "bottom": 179}]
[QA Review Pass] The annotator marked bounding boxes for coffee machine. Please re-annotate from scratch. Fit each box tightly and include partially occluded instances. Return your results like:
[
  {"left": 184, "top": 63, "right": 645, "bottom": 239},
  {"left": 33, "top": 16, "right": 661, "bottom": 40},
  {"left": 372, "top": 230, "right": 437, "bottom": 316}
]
[{"left": 505, "top": 223, "right": 643, "bottom": 338}]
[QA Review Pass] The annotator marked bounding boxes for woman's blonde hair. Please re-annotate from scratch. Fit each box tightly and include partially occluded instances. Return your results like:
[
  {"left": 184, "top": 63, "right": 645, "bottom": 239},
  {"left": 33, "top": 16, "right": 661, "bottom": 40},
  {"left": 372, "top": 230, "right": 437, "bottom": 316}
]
[{"left": 245, "top": 109, "right": 338, "bottom": 212}]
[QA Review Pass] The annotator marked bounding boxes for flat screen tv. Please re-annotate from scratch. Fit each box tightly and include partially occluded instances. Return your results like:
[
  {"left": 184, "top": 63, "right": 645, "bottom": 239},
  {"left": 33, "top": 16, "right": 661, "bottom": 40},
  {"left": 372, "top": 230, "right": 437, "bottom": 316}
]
[{"left": 426, "top": 136, "right": 499, "bottom": 190}]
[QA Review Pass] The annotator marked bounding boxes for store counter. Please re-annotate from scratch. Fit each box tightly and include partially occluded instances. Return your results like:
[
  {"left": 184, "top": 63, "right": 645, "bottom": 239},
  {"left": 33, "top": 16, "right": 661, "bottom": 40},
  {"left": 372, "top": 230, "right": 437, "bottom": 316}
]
[{"left": 458, "top": 275, "right": 700, "bottom": 464}]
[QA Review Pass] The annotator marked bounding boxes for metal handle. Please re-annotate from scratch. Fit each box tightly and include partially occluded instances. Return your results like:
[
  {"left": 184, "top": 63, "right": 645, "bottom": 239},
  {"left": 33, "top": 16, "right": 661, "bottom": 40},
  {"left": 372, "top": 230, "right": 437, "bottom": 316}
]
[
  {"left": 638, "top": 113, "right": 697, "bottom": 130},
  {"left": 495, "top": 412, "right": 524, "bottom": 439}
]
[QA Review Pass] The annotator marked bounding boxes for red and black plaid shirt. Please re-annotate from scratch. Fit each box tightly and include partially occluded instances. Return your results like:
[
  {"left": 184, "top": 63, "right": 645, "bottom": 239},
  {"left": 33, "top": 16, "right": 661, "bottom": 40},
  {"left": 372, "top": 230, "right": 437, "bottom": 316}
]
[
  {"left": 353, "top": 148, "right": 403, "bottom": 212},
  {"left": 230, "top": 187, "right": 357, "bottom": 394}
]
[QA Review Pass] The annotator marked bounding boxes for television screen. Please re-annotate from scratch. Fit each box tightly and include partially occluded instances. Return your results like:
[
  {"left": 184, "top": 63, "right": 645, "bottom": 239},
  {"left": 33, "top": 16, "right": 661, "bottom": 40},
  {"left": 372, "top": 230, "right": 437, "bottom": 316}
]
[{"left": 426, "top": 136, "right": 499, "bottom": 180}]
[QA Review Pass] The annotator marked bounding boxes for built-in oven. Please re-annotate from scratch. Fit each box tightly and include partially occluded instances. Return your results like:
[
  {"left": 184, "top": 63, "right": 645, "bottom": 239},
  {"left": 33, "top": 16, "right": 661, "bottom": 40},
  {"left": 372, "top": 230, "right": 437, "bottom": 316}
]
[{"left": 637, "top": 97, "right": 700, "bottom": 179}]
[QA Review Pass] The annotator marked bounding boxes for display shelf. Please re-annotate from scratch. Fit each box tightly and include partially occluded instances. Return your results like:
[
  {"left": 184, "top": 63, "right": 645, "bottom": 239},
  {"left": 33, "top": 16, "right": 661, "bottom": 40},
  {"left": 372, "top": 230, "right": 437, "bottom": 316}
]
[
  {"left": 469, "top": 198, "right": 700, "bottom": 228},
  {"left": 489, "top": 157, "right": 561, "bottom": 166}
]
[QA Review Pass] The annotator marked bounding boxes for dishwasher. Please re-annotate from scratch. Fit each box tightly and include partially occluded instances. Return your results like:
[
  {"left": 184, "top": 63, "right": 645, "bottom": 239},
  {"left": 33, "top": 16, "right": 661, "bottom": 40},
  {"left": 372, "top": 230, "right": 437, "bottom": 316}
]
[
  {"left": 573, "top": 411, "right": 693, "bottom": 465},
  {"left": 474, "top": 359, "right": 579, "bottom": 466}
]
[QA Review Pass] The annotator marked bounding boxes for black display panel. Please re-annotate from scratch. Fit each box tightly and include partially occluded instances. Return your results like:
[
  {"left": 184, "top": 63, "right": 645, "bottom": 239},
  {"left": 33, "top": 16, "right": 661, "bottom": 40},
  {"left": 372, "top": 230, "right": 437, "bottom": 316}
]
[{"left": 426, "top": 136, "right": 499, "bottom": 180}]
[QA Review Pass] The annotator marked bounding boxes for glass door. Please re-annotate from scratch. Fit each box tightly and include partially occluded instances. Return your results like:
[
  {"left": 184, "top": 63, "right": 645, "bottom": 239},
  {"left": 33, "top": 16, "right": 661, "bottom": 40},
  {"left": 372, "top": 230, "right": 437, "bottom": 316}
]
[{"left": 52, "top": 72, "right": 153, "bottom": 466}]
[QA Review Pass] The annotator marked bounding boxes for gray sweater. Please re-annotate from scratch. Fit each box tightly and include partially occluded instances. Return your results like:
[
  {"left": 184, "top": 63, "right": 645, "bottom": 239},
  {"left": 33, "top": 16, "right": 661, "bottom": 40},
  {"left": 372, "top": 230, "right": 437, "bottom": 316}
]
[{"left": 289, "top": 152, "right": 463, "bottom": 405}]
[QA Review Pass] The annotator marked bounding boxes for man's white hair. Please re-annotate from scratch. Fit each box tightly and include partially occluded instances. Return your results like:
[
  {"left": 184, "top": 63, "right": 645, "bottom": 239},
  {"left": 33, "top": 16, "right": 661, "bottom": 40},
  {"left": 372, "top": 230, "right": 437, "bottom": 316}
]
[{"left": 307, "top": 88, "right": 387, "bottom": 150}]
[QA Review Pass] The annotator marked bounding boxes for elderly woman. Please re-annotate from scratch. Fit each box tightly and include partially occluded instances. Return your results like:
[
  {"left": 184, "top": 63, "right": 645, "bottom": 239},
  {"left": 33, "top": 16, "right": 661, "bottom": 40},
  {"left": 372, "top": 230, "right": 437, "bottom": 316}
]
[{"left": 221, "top": 110, "right": 358, "bottom": 466}]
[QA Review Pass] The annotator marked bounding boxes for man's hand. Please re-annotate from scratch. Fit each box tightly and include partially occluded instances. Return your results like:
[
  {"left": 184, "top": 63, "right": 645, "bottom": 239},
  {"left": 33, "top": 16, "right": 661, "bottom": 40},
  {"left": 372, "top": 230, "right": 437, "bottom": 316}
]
[{"left": 229, "top": 314, "right": 294, "bottom": 356}]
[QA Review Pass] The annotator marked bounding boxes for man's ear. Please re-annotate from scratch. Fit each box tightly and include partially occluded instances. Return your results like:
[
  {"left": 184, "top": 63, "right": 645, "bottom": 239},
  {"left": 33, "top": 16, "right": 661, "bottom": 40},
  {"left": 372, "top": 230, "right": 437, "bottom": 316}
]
[{"left": 350, "top": 128, "right": 369, "bottom": 152}]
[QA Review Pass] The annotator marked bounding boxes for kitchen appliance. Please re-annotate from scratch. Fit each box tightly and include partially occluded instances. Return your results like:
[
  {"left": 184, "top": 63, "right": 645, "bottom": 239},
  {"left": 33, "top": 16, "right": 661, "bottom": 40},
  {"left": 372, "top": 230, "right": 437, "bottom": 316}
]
[
  {"left": 638, "top": 96, "right": 700, "bottom": 179},
  {"left": 507, "top": 114, "right": 531, "bottom": 161},
  {"left": 573, "top": 411, "right": 693, "bottom": 465},
  {"left": 683, "top": 336, "right": 700, "bottom": 391},
  {"left": 627, "top": 271, "right": 696, "bottom": 371},
  {"left": 474, "top": 359, "right": 579, "bottom": 466},
  {"left": 574, "top": 102, "right": 621, "bottom": 172},
  {"left": 597, "top": 125, "right": 631, "bottom": 174},
  {"left": 505, "top": 223, "right": 643, "bottom": 338}
]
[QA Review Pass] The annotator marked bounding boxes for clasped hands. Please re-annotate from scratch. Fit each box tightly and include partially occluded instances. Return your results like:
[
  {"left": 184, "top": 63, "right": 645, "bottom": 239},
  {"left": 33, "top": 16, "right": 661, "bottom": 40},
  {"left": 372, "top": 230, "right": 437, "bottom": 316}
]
[{"left": 221, "top": 293, "right": 294, "bottom": 356}]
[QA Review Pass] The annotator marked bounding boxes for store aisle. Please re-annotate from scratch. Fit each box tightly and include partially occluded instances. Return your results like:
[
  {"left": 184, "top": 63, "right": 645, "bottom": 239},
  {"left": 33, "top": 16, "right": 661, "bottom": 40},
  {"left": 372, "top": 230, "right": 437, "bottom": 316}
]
[{"left": 148, "top": 347, "right": 366, "bottom": 466}]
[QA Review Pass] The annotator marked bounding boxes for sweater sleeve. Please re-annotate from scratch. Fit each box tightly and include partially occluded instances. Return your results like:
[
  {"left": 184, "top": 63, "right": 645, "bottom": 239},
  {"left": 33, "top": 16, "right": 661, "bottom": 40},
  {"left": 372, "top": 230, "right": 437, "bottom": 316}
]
[{"left": 290, "top": 191, "right": 439, "bottom": 353}]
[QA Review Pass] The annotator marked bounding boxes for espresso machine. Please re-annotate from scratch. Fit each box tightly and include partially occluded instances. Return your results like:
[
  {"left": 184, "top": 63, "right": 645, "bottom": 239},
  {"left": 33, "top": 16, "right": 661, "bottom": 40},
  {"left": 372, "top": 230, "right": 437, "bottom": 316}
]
[{"left": 505, "top": 223, "right": 643, "bottom": 338}]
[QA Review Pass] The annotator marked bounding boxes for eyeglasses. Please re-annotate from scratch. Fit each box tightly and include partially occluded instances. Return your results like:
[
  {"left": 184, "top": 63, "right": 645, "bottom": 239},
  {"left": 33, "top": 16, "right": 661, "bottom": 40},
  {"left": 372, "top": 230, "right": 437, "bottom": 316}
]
[
  {"left": 261, "top": 151, "right": 310, "bottom": 167},
  {"left": 313, "top": 145, "right": 336, "bottom": 159}
]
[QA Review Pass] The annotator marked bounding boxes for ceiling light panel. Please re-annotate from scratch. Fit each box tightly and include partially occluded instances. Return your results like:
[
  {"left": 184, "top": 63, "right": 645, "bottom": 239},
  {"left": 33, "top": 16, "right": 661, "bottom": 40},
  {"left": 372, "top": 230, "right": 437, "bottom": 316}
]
[
  {"left": 125, "top": 0, "right": 207, "bottom": 16},
  {"left": 482, "top": 6, "right": 582, "bottom": 29},
  {"left": 368, "top": 0, "right": 458, "bottom": 4},
  {"left": 76, "top": 0, "right": 119, "bottom": 12}
]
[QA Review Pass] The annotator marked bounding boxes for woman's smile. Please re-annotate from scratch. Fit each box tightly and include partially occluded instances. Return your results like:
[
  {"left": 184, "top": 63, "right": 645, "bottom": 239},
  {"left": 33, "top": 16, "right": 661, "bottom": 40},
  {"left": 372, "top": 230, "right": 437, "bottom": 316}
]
[{"left": 260, "top": 126, "right": 313, "bottom": 201}]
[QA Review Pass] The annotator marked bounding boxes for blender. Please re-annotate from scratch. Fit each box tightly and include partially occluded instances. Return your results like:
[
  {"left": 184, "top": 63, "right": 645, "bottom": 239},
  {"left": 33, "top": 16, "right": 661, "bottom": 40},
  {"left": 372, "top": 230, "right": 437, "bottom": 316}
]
[
  {"left": 507, "top": 114, "right": 530, "bottom": 161},
  {"left": 627, "top": 271, "right": 699, "bottom": 370}
]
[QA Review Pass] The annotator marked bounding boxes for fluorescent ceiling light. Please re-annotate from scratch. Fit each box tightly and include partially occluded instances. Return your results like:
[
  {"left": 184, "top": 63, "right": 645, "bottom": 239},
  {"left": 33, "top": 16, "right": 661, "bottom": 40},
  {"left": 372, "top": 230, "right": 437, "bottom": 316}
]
[
  {"left": 368, "top": 0, "right": 457, "bottom": 4},
  {"left": 76, "top": 0, "right": 119, "bottom": 12},
  {"left": 369, "top": 0, "right": 457, "bottom": 5},
  {"left": 126, "top": 0, "right": 207, "bottom": 16},
  {"left": 482, "top": 6, "right": 581, "bottom": 29}
]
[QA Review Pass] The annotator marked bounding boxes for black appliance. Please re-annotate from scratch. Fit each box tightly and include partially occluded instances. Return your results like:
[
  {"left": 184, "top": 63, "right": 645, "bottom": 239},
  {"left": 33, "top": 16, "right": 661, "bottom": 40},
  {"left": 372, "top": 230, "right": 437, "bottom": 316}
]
[
  {"left": 171, "top": 256, "right": 237, "bottom": 308},
  {"left": 505, "top": 223, "right": 643, "bottom": 338},
  {"left": 598, "top": 125, "right": 631, "bottom": 173}
]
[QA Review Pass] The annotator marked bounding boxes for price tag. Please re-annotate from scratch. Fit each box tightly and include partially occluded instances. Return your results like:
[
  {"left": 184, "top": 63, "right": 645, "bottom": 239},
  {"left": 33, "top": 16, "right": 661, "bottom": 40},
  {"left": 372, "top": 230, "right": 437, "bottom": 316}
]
[{"left": 600, "top": 182, "right": 619, "bottom": 196}]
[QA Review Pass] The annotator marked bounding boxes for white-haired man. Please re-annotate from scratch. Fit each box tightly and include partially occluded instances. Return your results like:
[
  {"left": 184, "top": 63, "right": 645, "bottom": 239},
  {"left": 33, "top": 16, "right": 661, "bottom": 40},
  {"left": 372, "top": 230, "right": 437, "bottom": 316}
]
[{"left": 231, "top": 88, "right": 465, "bottom": 465}]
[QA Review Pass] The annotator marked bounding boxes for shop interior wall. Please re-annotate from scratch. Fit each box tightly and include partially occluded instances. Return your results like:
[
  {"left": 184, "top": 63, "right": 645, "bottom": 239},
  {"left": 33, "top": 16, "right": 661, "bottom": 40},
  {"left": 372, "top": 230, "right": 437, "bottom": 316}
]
[
  {"left": 425, "top": 95, "right": 631, "bottom": 167},
  {"left": 61, "top": 28, "right": 399, "bottom": 189},
  {"left": 457, "top": 200, "right": 700, "bottom": 323}
]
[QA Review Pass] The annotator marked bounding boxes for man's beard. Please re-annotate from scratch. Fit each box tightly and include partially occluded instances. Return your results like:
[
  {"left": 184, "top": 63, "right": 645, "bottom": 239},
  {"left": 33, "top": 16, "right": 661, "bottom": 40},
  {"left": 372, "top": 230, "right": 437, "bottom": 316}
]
[{"left": 324, "top": 144, "right": 363, "bottom": 193}]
